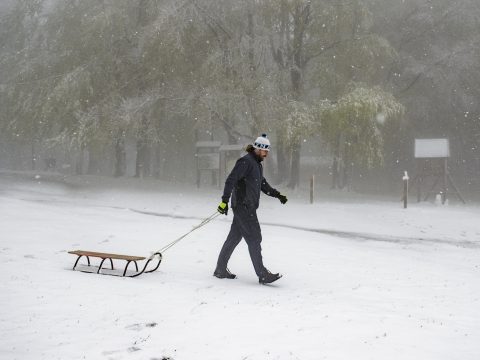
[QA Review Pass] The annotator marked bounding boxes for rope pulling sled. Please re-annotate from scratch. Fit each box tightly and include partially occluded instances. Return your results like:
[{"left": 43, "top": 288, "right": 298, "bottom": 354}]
[{"left": 68, "top": 211, "right": 220, "bottom": 277}]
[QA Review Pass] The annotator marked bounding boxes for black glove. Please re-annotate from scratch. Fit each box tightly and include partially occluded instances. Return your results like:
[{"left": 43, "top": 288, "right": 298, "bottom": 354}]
[
  {"left": 217, "top": 201, "right": 228, "bottom": 215},
  {"left": 277, "top": 194, "right": 288, "bottom": 204}
]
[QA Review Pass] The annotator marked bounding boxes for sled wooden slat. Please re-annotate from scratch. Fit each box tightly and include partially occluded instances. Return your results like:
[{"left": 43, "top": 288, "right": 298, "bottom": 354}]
[
  {"left": 69, "top": 250, "right": 145, "bottom": 261},
  {"left": 68, "top": 250, "right": 162, "bottom": 277}
]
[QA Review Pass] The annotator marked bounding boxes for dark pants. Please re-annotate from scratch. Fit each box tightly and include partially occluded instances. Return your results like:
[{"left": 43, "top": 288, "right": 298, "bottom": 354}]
[{"left": 216, "top": 205, "right": 265, "bottom": 276}]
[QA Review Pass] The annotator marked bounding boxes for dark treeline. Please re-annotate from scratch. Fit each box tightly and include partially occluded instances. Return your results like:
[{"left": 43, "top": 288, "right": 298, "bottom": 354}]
[{"left": 0, "top": 0, "right": 479, "bottom": 193}]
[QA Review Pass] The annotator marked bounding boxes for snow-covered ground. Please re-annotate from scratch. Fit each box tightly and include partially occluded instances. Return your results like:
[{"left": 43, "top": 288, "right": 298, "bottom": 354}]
[{"left": 1, "top": 171, "right": 479, "bottom": 360}]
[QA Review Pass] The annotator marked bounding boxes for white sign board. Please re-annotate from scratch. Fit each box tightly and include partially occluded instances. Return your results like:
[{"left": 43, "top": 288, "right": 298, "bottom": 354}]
[{"left": 414, "top": 139, "right": 450, "bottom": 158}]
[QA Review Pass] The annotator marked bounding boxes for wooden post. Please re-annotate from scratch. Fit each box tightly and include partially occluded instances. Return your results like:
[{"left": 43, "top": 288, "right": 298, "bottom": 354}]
[
  {"left": 402, "top": 171, "right": 409, "bottom": 208},
  {"left": 310, "top": 175, "right": 315, "bottom": 204}
]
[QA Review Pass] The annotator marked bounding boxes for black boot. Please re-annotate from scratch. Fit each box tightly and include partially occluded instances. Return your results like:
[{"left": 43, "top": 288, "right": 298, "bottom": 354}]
[
  {"left": 213, "top": 267, "right": 236, "bottom": 279},
  {"left": 259, "top": 270, "right": 282, "bottom": 284}
]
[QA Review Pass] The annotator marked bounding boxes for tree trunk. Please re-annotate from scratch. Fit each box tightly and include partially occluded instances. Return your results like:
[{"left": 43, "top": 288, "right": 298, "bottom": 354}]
[
  {"left": 153, "top": 144, "right": 164, "bottom": 179},
  {"left": 152, "top": 98, "right": 166, "bottom": 179},
  {"left": 331, "top": 132, "right": 346, "bottom": 189},
  {"left": 245, "top": 1, "right": 262, "bottom": 138},
  {"left": 135, "top": 140, "right": 146, "bottom": 178},
  {"left": 286, "top": 3, "right": 310, "bottom": 189},
  {"left": 31, "top": 142, "right": 36, "bottom": 171},
  {"left": 114, "top": 130, "right": 126, "bottom": 177},
  {"left": 135, "top": 115, "right": 150, "bottom": 178},
  {"left": 331, "top": 156, "right": 338, "bottom": 189},
  {"left": 75, "top": 144, "right": 85, "bottom": 175},
  {"left": 287, "top": 142, "right": 301, "bottom": 188},
  {"left": 87, "top": 142, "right": 101, "bottom": 175},
  {"left": 275, "top": 136, "right": 289, "bottom": 183}
]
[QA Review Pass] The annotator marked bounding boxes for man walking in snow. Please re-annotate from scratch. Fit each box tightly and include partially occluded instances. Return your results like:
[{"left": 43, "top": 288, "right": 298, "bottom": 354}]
[{"left": 214, "top": 134, "right": 288, "bottom": 284}]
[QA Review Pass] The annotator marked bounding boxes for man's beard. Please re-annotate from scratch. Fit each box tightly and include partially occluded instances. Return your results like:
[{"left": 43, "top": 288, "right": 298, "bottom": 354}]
[{"left": 254, "top": 152, "right": 264, "bottom": 162}]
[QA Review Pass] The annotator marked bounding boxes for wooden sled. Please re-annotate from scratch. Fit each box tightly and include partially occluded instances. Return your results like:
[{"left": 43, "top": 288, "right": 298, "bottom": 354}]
[{"left": 68, "top": 250, "right": 162, "bottom": 277}]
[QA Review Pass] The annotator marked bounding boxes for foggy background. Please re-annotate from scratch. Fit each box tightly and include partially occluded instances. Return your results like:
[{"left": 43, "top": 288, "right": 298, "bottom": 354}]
[{"left": 1, "top": 0, "right": 479, "bottom": 201}]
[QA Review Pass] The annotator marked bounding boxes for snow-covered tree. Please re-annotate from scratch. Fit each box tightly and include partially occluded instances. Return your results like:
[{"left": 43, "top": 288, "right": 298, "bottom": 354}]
[{"left": 317, "top": 85, "right": 404, "bottom": 189}]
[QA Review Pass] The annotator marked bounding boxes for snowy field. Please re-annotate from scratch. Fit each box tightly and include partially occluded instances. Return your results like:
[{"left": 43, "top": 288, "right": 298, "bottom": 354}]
[{"left": 1, "top": 171, "right": 479, "bottom": 360}]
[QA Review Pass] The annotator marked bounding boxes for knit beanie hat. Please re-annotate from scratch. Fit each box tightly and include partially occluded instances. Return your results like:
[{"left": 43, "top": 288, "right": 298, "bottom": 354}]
[{"left": 253, "top": 133, "right": 271, "bottom": 151}]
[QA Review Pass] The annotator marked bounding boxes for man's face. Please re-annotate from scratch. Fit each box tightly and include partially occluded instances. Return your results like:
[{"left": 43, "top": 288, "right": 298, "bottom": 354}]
[{"left": 255, "top": 148, "right": 269, "bottom": 161}]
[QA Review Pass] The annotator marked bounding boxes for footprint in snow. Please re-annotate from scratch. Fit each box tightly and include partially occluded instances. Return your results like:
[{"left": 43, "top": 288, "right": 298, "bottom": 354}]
[
  {"left": 101, "top": 349, "right": 122, "bottom": 356},
  {"left": 24, "top": 254, "right": 36, "bottom": 259},
  {"left": 125, "top": 323, "right": 143, "bottom": 331},
  {"left": 126, "top": 322, "right": 157, "bottom": 331}
]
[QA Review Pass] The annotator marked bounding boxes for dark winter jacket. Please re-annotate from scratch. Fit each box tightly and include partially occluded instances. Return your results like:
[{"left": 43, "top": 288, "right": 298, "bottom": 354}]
[{"left": 222, "top": 151, "right": 280, "bottom": 209}]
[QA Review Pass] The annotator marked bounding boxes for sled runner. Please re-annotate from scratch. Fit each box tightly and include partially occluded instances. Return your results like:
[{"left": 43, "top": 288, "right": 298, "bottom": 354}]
[{"left": 68, "top": 250, "right": 162, "bottom": 277}]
